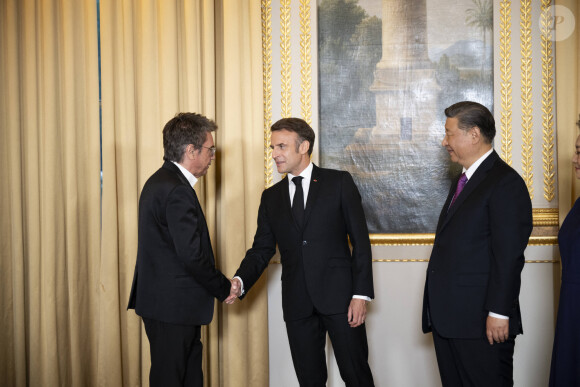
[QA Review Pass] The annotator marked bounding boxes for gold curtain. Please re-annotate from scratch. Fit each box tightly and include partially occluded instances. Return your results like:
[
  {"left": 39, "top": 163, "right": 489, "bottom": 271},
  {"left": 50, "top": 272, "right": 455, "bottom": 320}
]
[
  {"left": 1, "top": 0, "right": 267, "bottom": 385},
  {"left": 98, "top": 1, "right": 267, "bottom": 386},
  {"left": 0, "top": 0, "right": 101, "bottom": 386},
  {"left": 556, "top": 0, "right": 580, "bottom": 217},
  {"left": 214, "top": 3, "right": 269, "bottom": 386}
]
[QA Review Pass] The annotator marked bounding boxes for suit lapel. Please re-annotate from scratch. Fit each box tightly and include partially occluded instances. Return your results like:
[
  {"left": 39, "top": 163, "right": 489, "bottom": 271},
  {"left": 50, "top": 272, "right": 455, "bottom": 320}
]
[
  {"left": 303, "top": 164, "right": 321, "bottom": 227},
  {"left": 164, "top": 161, "right": 194, "bottom": 191},
  {"left": 439, "top": 151, "right": 499, "bottom": 232},
  {"left": 163, "top": 160, "right": 207, "bottom": 223},
  {"left": 162, "top": 160, "right": 215, "bottom": 263},
  {"left": 436, "top": 179, "right": 457, "bottom": 234}
]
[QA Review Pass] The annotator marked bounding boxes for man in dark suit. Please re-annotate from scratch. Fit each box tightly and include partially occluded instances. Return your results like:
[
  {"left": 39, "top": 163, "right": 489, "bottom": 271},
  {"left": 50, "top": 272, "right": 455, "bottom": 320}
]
[
  {"left": 422, "top": 101, "right": 533, "bottom": 386},
  {"left": 230, "top": 118, "right": 375, "bottom": 386},
  {"left": 128, "top": 113, "right": 238, "bottom": 387}
]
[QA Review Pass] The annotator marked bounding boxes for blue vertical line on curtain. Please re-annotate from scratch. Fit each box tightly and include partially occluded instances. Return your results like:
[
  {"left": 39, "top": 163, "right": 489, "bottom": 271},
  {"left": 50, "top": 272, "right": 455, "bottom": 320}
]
[{"left": 97, "top": 0, "right": 103, "bottom": 208}]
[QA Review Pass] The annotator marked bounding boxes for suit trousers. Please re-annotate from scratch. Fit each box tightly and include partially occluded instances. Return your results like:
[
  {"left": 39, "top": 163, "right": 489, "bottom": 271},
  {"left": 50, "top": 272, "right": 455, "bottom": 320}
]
[
  {"left": 432, "top": 328, "right": 515, "bottom": 387},
  {"left": 143, "top": 318, "right": 203, "bottom": 387},
  {"left": 285, "top": 309, "right": 374, "bottom": 387}
]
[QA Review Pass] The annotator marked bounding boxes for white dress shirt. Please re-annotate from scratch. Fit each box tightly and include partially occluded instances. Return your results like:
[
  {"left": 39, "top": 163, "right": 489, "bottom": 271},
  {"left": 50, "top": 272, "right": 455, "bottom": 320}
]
[
  {"left": 288, "top": 162, "right": 313, "bottom": 208},
  {"left": 173, "top": 161, "right": 198, "bottom": 188}
]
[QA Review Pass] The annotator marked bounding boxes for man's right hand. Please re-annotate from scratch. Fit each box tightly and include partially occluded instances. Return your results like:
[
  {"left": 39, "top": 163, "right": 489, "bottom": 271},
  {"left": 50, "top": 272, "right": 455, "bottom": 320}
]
[
  {"left": 486, "top": 315, "right": 509, "bottom": 345},
  {"left": 225, "top": 277, "right": 242, "bottom": 304}
]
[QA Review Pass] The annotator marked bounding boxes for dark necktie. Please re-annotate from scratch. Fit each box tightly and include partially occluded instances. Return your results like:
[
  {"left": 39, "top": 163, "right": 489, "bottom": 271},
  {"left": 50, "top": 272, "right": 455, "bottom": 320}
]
[
  {"left": 292, "top": 176, "right": 304, "bottom": 227},
  {"left": 449, "top": 173, "right": 468, "bottom": 208}
]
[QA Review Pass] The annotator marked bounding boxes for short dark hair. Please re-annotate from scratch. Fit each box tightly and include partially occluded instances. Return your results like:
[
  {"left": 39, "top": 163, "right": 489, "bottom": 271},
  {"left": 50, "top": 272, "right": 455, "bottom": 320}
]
[
  {"left": 271, "top": 118, "right": 315, "bottom": 155},
  {"left": 444, "top": 101, "right": 495, "bottom": 143},
  {"left": 162, "top": 113, "right": 217, "bottom": 162}
]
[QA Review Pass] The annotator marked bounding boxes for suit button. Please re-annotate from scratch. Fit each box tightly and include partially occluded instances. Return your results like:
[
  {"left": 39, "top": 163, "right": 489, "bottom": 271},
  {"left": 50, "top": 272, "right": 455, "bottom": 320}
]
[{"left": 302, "top": 240, "right": 307, "bottom": 246}]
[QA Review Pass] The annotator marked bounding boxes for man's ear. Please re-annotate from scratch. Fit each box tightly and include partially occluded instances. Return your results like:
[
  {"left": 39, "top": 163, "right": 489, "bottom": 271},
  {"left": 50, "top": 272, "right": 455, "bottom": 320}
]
[
  {"left": 299, "top": 140, "right": 310, "bottom": 155},
  {"left": 470, "top": 127, "right": 482, "bottom": 144},
  {"left": 185, "top": 144, "right": 197, "bottom": 159}
]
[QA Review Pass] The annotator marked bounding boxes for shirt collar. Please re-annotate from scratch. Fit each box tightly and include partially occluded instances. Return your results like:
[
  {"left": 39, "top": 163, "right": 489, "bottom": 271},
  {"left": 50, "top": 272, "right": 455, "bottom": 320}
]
[
  {"left": 464, "top": 148, "right": 493, "bottom": 180},
  {"left": 288, "top": 162, "right": 313, "bottom": 182},
  {"left": 172, "top": 161, "right": 198, "bottom": 188}
]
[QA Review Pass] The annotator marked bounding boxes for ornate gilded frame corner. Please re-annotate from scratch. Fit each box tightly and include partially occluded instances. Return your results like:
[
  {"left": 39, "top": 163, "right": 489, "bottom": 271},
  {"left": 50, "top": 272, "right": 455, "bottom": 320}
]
[{"left": 532, "top": 208, "right": 558, "bottom": 227}]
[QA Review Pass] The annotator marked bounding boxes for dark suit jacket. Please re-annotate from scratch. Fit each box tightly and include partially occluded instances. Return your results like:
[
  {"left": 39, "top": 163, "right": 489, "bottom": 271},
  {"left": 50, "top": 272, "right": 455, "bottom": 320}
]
[
  {"left": 422, "top": 151, "right": 533, "bottom": 339},
  {"left": 235, "top": 165, "right": 374, "bottom": 321},
  {"left": 127, "top": 161, "right": 231, "bottom": 326}
]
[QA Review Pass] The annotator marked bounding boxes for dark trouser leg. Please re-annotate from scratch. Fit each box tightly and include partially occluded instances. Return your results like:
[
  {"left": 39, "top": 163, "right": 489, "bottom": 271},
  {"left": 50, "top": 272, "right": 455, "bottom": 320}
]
[
  {"left": 432, "top": 329, "right": 464, "bottom": 387},
  {"left": 452, "top": 335, "right": 515, "bottom": 387},
  {"left": 322, "top": 313, "right": 374, "bottom": 387},
  {"left": 143, "top": 318, "right": 203, "bottom": 387},
  {"left": 183, "top": 327, "right": 203, "bottom": 387},
  {"left": 433, "top": 328, "right": 515, "bottom": 387},
  {"left": 285, "top": 314, "right": 328, "bottom": 387}
]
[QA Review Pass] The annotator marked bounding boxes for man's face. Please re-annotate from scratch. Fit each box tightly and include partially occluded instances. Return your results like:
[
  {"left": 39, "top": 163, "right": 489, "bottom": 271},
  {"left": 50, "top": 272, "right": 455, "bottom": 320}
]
[
  {"left": 190, "top": 131, "right": 215, "bottom": 178},
  {"left": 270, "top": 129, "right": 309, "bottom": 176},
  {"left": 441, "top": 117, "right": 476, "bottom": 169},
  {"left": 574, "top": 134, "right": 580, "bottom": 179}
]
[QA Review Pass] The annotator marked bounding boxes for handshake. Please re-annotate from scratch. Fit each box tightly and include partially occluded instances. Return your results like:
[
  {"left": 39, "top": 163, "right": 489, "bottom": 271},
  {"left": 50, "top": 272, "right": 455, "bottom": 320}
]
[{"left": 225, "top": 277, "right": 242, "bottom": 305}]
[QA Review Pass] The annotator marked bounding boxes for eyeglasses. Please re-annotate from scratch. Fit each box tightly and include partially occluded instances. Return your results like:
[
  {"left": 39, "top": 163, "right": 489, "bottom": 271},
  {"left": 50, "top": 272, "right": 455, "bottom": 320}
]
[{"left": 201, "top": 145, "right": 216, "bottom": 156}]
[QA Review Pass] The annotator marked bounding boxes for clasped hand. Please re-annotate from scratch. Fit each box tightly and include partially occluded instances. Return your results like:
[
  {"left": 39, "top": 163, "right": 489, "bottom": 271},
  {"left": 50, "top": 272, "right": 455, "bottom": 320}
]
[{"left": 225, "top": 277, "right": 242, "bottom": 304}]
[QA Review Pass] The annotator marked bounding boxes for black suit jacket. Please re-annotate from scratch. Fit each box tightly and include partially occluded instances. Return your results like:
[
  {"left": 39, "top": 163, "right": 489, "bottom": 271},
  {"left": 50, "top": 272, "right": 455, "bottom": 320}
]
[
  {"left": 127, "top": 161, "right": 231, "bottom": 326},
  {"left": 235, "top": 165, "right": 374, "bottom": 321},
  {"left": 422, "top": 151, "right": 533, "bottom": 339}
]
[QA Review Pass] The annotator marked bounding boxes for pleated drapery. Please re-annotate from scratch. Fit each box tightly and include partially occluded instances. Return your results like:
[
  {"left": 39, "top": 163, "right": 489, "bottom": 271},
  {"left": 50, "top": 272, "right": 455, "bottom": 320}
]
[
  {"left": 0, "top": 0, "right": 101, "bottom": 385},
  {"left": 1, "top": 1, "right": 267, "bottom": 386}
]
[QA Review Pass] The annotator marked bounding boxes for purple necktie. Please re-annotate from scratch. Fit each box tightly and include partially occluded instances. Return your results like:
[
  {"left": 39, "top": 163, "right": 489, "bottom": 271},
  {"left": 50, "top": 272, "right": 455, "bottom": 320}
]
[{"left": 449, "top": 173, "right": 468, "bottom": 208}]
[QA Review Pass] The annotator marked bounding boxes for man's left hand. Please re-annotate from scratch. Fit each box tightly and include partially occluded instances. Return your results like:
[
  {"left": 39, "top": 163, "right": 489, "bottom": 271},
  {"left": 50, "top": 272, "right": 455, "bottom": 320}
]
[
  {"left": 486, "top": 316, "right": 509, "bottom": 345},
  {"left": 347, "top": 298, "right": 367, "bottom": 328}
]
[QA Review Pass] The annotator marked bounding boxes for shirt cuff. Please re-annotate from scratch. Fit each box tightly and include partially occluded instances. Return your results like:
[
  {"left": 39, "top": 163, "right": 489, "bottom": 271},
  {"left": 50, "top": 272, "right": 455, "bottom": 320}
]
[
  {"left": 233, "top": 276, "right": 245, "bottom": 295},
  {"left": 353, "top": 295, "right": 371, "bottom": 302},
  {"left": 488, "top": 311, "right": 509, "bottom": 319}
]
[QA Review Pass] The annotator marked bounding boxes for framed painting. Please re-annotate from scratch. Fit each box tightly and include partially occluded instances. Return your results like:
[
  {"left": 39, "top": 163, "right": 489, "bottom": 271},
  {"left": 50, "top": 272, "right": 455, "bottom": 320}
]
[{"left": 317, "top": 0, "right": 493, "bottom": 234}]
